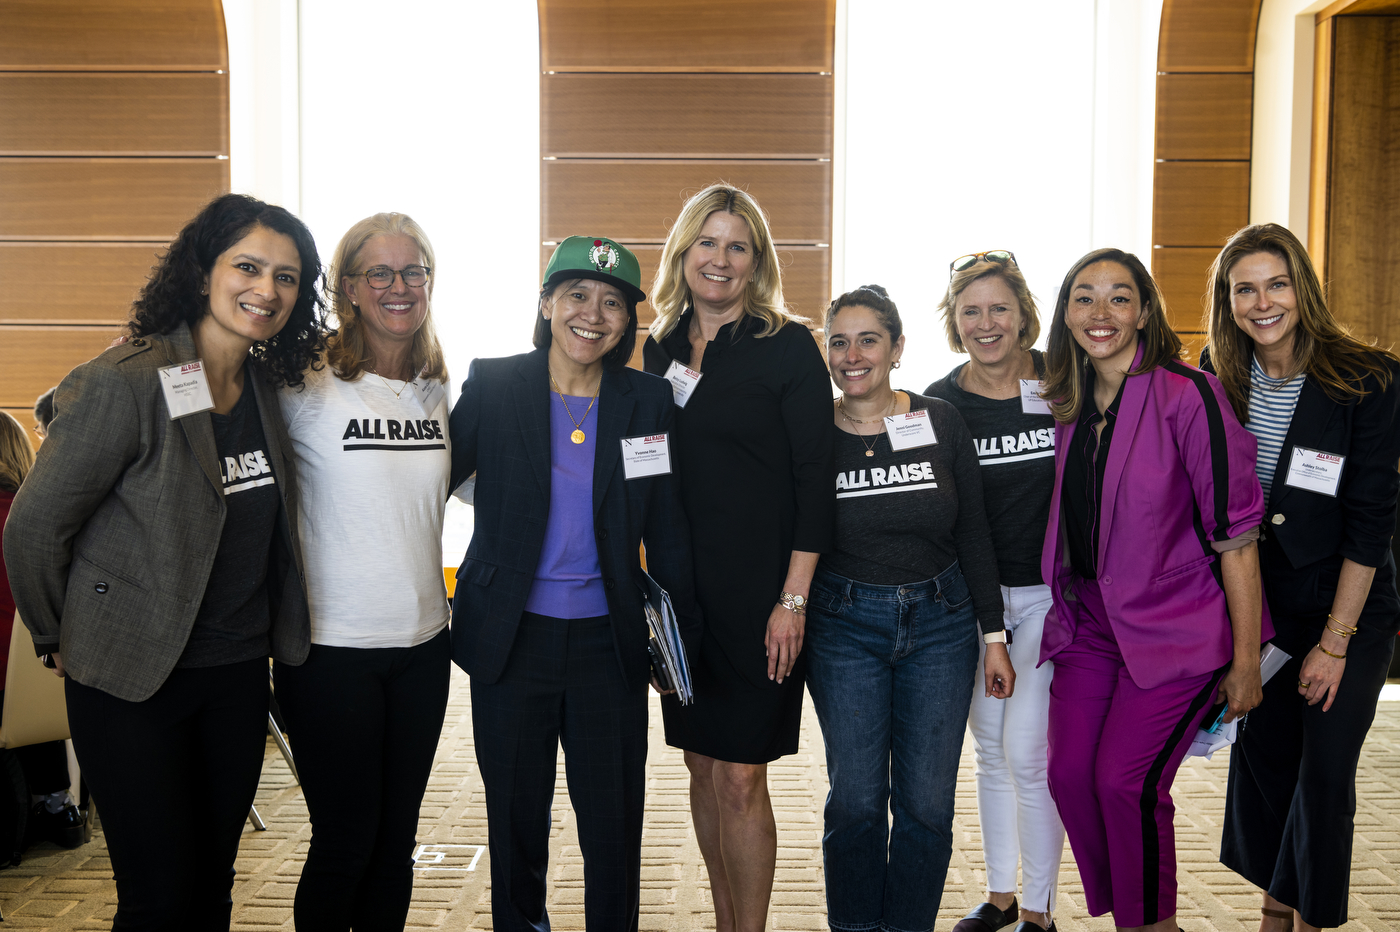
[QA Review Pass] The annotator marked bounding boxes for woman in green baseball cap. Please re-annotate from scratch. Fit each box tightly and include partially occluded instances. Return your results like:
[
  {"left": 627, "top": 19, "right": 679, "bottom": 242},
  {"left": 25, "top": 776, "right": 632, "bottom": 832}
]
[{"left": 446, "top": 235, "right": 703, "bottom": 931}]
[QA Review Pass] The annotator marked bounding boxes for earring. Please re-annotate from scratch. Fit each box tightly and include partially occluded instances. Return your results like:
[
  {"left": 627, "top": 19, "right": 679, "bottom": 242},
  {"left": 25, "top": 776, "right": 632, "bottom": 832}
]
[
  {"left": 892, "top": 361, "right": 901, "bottom": 369},
  {"left": 352, "top": 302, "right": 359, "bottom": 307},
  {"left": 200, "top": 289, "right": 208, "bottom": 296}
]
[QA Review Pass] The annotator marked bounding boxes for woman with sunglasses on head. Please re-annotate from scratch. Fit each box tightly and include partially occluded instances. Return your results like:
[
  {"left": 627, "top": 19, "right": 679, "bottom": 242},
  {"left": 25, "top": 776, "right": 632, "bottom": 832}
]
[
  {"left": 1201, "top": 224, "right": 1400, "bottom": 932},
  {"left": 4, "top": 193, "right": 325, "bottom": 929},
  {"left": 806, "top": 284, "right": 1012, "bottom": 932},
  {"left": 925, "top": 252, "right": 1063, "bottom": 932},
  {"left": 642, "top": 184, "right": 834, "bottom": 932},
  {"left": 448, "top": 236, "right": 702, "bottom": 931},
  {"left": 1039, "top": 248, "right": 1269, "bottom": 932},
  {"left": 271, "top": 213, "right": 453, "bottom": 931}
]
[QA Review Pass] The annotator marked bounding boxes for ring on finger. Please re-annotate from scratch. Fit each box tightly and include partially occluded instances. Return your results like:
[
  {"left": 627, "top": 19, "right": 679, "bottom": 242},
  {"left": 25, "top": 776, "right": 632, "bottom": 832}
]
[{"left": 1299, "top": 680, "right": 1311, "bottom": 688}]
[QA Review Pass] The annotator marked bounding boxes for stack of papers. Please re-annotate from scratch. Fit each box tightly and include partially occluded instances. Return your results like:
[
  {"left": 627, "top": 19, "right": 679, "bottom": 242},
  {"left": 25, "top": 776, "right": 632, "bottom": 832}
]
[
  {"left": 1187, "top": 642, "right": 1291, "bottom": 759},
  {"left": 642, "top": 570, "right": 694, "bottom": 705}
]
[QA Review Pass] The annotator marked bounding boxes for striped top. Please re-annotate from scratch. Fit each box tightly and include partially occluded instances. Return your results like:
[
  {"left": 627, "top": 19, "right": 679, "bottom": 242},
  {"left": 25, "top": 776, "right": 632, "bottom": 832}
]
[{"left": 1245, "top": 355, "right": 1305, "bottom": 499}]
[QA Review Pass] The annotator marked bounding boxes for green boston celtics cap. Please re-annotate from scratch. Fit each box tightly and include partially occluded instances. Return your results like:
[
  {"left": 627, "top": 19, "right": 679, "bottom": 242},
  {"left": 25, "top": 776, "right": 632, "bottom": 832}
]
[{"left": 542, "top": 236, "right": 647, "bottom": 304}]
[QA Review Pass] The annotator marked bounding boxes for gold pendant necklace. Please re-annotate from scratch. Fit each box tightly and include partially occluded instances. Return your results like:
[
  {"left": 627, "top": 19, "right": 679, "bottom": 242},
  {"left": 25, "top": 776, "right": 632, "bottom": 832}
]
[
  {"left": 838, "top": 395, "right": 896, "bottom": 457},
  {"left": 550, "top": 372, "right": 599, "bottom": 443},
  {"left": 371, "top": 370, "right": 411, "bottom": 398}
]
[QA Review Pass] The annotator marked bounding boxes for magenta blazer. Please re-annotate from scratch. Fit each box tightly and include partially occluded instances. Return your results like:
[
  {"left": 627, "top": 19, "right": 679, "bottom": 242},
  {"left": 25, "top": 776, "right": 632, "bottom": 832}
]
[{"left": 1039, "top": 345, "right": 1273, "bottom": 689}]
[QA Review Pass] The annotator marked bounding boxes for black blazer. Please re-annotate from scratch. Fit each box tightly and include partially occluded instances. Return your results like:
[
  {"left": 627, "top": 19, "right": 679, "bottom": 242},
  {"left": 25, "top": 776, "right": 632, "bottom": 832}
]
[
  {"left": 447, "top": 349, "right": 703, "bottom": 690},
  {"left": 1203, "top": 350, "right": 1400, "bottom": 628}
]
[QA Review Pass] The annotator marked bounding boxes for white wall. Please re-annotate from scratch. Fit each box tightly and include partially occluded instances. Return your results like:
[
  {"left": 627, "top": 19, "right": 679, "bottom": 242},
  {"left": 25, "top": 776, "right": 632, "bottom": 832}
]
[
  {"left": 1251, "top": 0, "right": 1332, "bottom": 238},
  {"left": 840, "top": 0, "right": 1163, "bottom": 391},
  {"left": 226, "top": 0, "right": 541, "bottom": 399}
]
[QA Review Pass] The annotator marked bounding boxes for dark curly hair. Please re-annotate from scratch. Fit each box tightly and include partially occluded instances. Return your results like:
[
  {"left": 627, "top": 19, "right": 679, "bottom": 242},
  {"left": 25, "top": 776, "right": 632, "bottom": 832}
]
[{"left": 128, "top": 193, "right": 328, "bottom": 388}]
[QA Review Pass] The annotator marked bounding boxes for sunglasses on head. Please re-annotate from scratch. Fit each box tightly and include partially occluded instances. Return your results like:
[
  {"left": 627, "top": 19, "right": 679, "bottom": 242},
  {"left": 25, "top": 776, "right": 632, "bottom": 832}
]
[{"left": 950, "top": 250, "right": 1017, "bottom": 277}]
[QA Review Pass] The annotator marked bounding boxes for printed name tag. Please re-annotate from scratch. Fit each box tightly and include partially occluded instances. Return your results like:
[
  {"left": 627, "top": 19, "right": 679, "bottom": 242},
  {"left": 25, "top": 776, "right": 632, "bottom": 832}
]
[
  {"left": 620, "top": 432, "right": 672, "bottom": 479},
  {"left": 159, "top": 359, "right": 216, "bottom": 419},
  {"left": 1020, "top": 379, "right": 1052, "bottom": 415},
  {"left": 664, "top": 360, "right": 703, "bottom": 407},
  {"left": 1284, "top": 446, "right": 1345, "bottom": 497},
  {"left": 884, "top": 408, "right": 938, "bottom": 451}
]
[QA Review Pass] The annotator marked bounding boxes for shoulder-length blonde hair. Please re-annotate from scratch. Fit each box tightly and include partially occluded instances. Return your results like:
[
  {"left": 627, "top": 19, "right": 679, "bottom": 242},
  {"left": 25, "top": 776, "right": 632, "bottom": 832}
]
[
  {"left": 1205, "top": 222, "right": 1397, "bottom": 423},
  {"left": 650, "top": 184, "right": 803, "bottom": 340},
  {"left": 0, "top": 411, "right": 35, "bottom": 493},
  {"left": 325, "top": 212, "right": 448, "bottom": 384},
  {"left": 937, "top": 259, "right": 1041, "bottom": 353},
  {"left": 1042, "top": 247, "right": 1182, "bottom": 424}
]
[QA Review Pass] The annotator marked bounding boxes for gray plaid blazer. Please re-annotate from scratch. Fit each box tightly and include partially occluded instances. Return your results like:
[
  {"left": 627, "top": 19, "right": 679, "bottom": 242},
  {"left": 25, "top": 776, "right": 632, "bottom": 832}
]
[{"left": 3, "top": 323, "right": 310, "bottom": 702}]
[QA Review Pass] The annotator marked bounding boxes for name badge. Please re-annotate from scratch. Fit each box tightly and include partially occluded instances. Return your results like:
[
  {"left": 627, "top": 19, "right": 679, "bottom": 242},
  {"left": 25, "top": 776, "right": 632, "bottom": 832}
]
[
  {"left": 884, "top": 408, "right": 938, "bottom": 451},
  {"left": 1020, "top": 379, "right": 1052, "bottom": 415},
  {"left": 159, "top": 359, "right": 216, "bottom": 419},
  {"left": 664, "top": 359, "right": 703, "bottom": 407},
  {"left": 620, "top": 432, "right": 672, "bottom": 479},
  {"left": 1284, "top": 446, "right": 1345, "bottom": 497}
]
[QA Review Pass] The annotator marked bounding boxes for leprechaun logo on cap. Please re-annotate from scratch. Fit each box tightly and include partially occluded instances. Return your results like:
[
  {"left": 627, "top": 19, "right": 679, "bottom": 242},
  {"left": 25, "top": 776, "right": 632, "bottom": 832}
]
[{"left": 589, "top": 240, "right": 620, "bottom": 273}]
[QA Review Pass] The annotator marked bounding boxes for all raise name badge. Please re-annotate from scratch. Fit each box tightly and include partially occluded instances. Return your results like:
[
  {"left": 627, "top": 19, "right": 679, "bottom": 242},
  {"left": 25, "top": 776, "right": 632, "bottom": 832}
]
[
  {"left": 159, "top": 359, "right": 216, "bottom": 419},
  {"left": 883, "top": 408, "right": 938, "bottom": 451}
]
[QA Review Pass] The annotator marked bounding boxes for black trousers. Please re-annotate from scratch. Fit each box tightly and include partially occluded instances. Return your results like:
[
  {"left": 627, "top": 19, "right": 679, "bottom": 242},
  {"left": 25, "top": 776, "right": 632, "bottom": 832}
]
[
  {"left": 65, "top": 658, "right": 269, "bottom": 932},
  {"left": 472, "top": 613, "right": 648, "bottom": 932},
  {"left": 1222, "top": 617, "right": 1396, "bottom": 928},
  {"left": 274, "top": 628, "right": 451, "bottom": 932}
]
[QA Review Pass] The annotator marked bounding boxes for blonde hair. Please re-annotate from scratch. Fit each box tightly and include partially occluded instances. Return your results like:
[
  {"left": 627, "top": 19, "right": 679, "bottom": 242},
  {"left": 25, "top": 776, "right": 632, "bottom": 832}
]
[
  {"left": 937, "top": 259, "right": 1041, "bottom": 353},
  {"left": 650, "top": 184, "right": 803, "bottom": 340},
  {"left": 1042, "top": 248, "right": 1182, "bottom": 424},
  {"left": 0, "top": 411, "right": 35, "bottom": 493},
  {"left": 1205, "top": 223, "right": 1397, "bottom": 422},
  {"left": 325, "top": 213, "right": 448, "bottom": 384}
]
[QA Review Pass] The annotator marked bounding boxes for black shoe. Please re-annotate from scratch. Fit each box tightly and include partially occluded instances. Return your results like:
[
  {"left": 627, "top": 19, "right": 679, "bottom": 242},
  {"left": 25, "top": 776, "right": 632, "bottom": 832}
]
[
  {"left": 30, "top": 804, "right": 85, "bottom": 849},
  {"left": 952, "top": 899, "right": 1019, "bottom": 932},
  {"left": 1013, "top": 922, "right": 1056, "bottom": 932}
]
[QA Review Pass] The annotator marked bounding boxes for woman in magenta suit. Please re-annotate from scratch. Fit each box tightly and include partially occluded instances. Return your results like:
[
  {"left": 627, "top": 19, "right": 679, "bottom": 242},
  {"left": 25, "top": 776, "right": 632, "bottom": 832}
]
[{"left": 1038, "top": 248, "right": 1269, "bottom": 932}]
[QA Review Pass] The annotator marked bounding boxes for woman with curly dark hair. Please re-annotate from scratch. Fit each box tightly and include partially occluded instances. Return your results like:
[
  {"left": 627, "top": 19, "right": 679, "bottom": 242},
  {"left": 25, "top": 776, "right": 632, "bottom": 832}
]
[{"left": 3, "top": 193, "right": 326, "bottom": 929}]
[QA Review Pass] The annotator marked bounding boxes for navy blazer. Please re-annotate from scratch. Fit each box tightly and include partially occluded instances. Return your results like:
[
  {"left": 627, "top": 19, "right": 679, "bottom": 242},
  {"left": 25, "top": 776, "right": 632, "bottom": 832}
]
[
  {"left": 1202, "top": 350, "right": 1400, "bottom": 629},
  {"left": 447, "top": 349, "right": 703, "bottom": 690}
]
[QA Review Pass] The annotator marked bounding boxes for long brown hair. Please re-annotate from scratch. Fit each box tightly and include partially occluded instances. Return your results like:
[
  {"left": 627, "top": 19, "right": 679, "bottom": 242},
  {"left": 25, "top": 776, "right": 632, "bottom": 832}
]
[
  {"left": 1205, "top": 223, "right": 1397, "bottom": 422},
  {"left": 650, "top": 184, "right": 803, "bottom": 340},
  {"left": 1042, "top": 248, "right": 1182, "bottom": 424},
  {"left": 0, "top": 411, "right": 35, "bottom": 493},
  {"left": 325, "top": 212, "right": 448, "bottom": 384}
]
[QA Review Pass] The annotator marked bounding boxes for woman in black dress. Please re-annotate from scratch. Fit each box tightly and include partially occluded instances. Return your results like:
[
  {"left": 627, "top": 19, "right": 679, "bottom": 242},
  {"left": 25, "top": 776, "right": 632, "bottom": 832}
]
[{"left": 643, "top": 184, "right": 834, "bottom": 932}]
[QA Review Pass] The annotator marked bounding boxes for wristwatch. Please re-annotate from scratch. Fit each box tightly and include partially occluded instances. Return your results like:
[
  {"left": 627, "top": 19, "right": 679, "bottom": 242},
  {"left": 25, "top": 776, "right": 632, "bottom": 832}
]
[{"left": 779, "top": 591, "right": 808, "bottom": 614}]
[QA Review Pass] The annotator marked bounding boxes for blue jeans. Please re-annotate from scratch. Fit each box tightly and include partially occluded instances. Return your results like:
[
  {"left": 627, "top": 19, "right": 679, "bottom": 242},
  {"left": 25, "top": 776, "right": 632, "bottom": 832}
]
[{"left": 806, "top": 564, "right": 980, "bottom": 932}]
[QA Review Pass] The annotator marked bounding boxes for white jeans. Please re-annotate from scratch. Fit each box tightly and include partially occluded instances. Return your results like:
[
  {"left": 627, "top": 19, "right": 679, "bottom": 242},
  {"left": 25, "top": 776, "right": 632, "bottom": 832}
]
[{"left": 968, "top": 583, "right": 1065, "bottom": 914}]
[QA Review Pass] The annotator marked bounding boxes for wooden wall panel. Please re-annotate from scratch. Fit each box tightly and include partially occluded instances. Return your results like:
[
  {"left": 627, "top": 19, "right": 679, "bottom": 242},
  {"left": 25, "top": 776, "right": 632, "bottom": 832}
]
[
  {"left": 0, "top": 74, "right": 228, "bottom": 156},
  {"left": 1155, "top": 74, "right": 1254, "bottom": 160},
  {"left": 0, "top": 327, "right": 122, "bottom": 407},
  {"left": 1152, "top": 162, "right": 1251, "bottom": 247},
  {"left": 1158, "top": 0, "right": 1263, "bottom": 72},
  {"left": 0, "top": 244, "right": 159, "bottom": 323},
  {"left": 1325, "top": 16, "right": 1400, "bottom": 350},
  {"left": 539, "top": 0, "right": 834, "bottom": 73},
  {"left": 0, "top": 409, "right": 41, "bottom": 453},
  {"left": 0, "top": 159, "right": 228, "bottom": 240},
  {"left": 543, "top": 161, "right": 831, "bottom": 244},
  {"left": 1152, "top": 247, "right": 1219, "bottom": 333},
  {"left": 0, "top": 0, "right": 227, "bottom": 71},
  {"left": 542, "top": 74, "right": 832, "bottom": 159}
]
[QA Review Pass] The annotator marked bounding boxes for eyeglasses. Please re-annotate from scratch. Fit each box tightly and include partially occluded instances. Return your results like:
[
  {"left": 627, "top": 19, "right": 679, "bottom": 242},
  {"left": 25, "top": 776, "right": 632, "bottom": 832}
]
[
  {"left": 357, "top": 265, "right": 431, "bottom": 289},
  {"left": 950, "top": 250, "right": 1017, "bottom": 277}
]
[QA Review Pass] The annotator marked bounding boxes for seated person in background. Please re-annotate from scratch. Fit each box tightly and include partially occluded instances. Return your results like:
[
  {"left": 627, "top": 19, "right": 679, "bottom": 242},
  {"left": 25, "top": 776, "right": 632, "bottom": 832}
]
[
  {"left": 0, "top": 411, "right": 83, "bottom": 853},
  {"left": 31, "top": 388, "right": 56, "bottom": 441}
]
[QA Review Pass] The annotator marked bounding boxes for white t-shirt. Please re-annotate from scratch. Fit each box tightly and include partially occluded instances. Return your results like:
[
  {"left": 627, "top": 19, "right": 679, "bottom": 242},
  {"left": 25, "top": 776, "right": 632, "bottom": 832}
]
[{"left": 278, "top": 364, "right": 451, "bottom": 648}]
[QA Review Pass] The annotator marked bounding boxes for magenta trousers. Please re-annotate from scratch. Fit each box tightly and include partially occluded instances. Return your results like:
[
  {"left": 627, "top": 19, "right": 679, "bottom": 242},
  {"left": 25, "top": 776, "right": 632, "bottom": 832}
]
[{"left": 1045, "top": 579, "right": 1224, "bottom": 927}]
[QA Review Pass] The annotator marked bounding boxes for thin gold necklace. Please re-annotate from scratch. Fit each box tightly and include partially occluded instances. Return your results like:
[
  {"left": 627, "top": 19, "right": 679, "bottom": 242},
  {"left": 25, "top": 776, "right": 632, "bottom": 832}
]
[
  {"left": 550, "top": 372, "right": 600, "bottom": 444},
  {"left": 838, "top": 394, "right": 896, "bottom": 457},
  {"left": 369, "top": 366, "right": 412, "bottom": 398}
]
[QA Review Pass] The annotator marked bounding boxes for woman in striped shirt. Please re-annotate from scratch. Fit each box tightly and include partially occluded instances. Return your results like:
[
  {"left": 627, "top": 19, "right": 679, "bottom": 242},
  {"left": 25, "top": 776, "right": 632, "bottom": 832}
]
[{"left": 1204, "top": 223, "right": 1400, "bottom": 932}]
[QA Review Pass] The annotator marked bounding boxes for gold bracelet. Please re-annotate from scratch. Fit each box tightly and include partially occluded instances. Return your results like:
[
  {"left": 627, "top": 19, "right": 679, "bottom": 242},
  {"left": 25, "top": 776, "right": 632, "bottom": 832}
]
[
  {"left": 1317, "top": 643, "right": 1348, "bottom": 660},
  {"left": 1327, "top": 613, "right": 1357, "bottom": 634},
  {"left": 1325, "top": 621, "right": 1354, "bottom": 638}
]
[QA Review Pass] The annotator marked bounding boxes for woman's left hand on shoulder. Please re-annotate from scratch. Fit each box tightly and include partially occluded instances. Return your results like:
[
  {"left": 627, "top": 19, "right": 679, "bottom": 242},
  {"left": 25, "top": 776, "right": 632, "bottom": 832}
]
[{"left": 765, "top": 603, "right": 805, "bottom": 684}]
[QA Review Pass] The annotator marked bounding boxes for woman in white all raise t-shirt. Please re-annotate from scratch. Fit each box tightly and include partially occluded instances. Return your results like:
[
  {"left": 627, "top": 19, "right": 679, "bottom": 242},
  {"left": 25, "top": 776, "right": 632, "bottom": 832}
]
[{"left": 275, "top": 212, "right": 452, "bottom": 931}]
